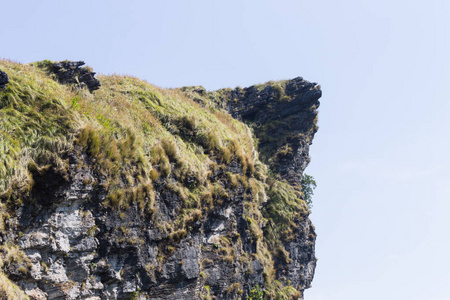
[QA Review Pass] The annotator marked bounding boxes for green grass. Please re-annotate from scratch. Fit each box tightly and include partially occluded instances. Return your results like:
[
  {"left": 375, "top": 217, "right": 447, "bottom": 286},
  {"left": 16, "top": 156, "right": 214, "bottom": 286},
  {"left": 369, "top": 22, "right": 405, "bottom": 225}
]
[
  {"left": 263, "top": 179, "right": 309, "bottom": 251},
  {"left": 0, "top": 60, "right": 78, "bottom": 200}
]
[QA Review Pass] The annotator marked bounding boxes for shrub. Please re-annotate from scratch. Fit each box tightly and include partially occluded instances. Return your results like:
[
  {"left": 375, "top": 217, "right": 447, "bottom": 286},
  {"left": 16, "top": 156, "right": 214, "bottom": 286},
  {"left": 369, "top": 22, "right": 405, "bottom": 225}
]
[
  {"left": 301, "top": 174, "right": 316, "bottom": 210},
  {"left": 247, "top": 285, "right": 263, "bottom": 300}
]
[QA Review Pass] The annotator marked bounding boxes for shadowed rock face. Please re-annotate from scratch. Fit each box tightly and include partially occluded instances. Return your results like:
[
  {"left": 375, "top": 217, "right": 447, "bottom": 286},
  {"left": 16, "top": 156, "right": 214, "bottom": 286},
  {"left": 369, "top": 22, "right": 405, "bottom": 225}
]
[
  {"left": 0, "top": 70, "right": 8, "bottom": 89},
  {"left": 50, "top": 61, "right": 101, "bottom": 92},
  {"left": 214, "top": 77, "right": 321, "bottom": 186}
]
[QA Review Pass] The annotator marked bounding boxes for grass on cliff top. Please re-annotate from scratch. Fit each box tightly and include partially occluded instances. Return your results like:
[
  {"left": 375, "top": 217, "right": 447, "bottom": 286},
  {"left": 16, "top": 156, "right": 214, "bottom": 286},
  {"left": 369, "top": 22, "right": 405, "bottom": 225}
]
[
  {"left": 0, "top": 60, "right": 78, "bottom": 198},
  {"left": 0, "top": 59, "right": 258, "bottom": 211}
]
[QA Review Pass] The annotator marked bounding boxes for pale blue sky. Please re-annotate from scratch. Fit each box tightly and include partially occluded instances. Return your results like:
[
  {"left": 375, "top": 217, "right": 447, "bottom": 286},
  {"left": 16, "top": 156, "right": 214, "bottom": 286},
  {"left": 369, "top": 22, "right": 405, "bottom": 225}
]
[{"left": 2, "top": 1, "right": 449, "bottom": 299}]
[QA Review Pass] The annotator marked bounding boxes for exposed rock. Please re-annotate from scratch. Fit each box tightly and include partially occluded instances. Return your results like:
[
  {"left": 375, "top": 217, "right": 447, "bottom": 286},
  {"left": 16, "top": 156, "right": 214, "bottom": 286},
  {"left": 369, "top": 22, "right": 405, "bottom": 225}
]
[
  {"left": 278, "top": 218, "right": 317, "bottom": 299},
  {"left": 222, "top": 76, "right": 321, "bottom": 186},
  {"left": 50, "top": 61, "right": 101, "bottom": 92},
  {"left": 0, "top": 69, "right": 8, "bottom": 89}
]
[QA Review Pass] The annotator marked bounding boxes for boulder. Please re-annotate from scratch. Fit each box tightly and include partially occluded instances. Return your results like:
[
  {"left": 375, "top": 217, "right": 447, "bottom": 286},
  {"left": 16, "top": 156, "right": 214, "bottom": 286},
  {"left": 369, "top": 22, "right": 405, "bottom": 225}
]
[
  {"left": 50, "top": 61, "right": 100, "bottom": 92},
  {"left": 0, "top": 69, "right": 9, "bottom": 89}
]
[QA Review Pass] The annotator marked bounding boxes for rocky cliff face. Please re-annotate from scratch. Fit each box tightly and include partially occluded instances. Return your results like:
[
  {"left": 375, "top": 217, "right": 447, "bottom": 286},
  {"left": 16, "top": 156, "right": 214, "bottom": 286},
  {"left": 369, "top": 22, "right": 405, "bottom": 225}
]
[
  {"left": 220, "top": 77, "right": 320, "bottom": 186},
  {"left": 0, "top": 60, "right": 321, "bottom": 300}
]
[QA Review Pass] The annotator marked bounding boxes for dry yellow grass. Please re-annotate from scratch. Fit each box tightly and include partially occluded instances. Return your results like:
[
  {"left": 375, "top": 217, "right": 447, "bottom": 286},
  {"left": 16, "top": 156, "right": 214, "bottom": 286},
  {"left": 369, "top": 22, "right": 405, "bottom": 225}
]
[{"left": 0, "top": 272, "right": 29, "bottom": 300}]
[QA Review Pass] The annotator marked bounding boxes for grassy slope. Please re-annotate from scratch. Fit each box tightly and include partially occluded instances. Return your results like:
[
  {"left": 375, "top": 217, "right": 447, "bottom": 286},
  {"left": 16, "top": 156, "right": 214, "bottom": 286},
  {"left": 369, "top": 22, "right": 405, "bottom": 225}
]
[{"left": 0, "top": 59, "right": 310, "bottom": 299}]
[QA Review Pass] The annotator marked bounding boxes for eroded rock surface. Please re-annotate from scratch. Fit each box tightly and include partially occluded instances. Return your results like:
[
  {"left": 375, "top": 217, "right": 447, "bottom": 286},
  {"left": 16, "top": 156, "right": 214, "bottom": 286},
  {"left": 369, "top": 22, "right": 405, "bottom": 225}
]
[
  {"left": 221, "top": 77, "right": 321, "bottom": 186},
  {"left": 0, "top": 70, "right": 8, "bottom": 89},
  {"left": 50, "top": 61, "right": 101, "bottom": 92}
]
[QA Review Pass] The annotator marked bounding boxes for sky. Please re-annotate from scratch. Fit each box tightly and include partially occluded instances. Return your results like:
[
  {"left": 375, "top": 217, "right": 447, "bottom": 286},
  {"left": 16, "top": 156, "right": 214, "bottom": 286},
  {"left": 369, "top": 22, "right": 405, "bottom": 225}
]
[{"left": 1, "top": 0, "right": 450, "bottom": 299}]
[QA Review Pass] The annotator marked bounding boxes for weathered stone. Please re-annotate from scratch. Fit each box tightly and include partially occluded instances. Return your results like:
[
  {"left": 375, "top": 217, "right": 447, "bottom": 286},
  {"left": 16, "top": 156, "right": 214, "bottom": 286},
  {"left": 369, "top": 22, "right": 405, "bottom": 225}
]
[
  {"left": 223, "top": 77, "right": 321, "bottom": 186},
  {"left": 24, "top": 285, "right": 47, "bottom": 300},
  {"left": 0, "top": 69, "right": 8, "bottom": 89},
  {"left": 71, "top": 236, "right": 97, "bottom": 252},
  {"left": 49, "top": 61, "right": 101, "bottom": 92}
]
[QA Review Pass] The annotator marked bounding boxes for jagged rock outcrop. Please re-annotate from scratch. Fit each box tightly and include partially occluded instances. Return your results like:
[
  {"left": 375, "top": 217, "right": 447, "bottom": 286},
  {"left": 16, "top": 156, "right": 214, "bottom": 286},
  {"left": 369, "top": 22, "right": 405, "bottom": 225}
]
[
  {"left": 217, "top": 77, "right": 321, "bottom": 186},
  {"left": 0, "top": 70, "right": 8, "bottom": 89},
  {"left": 0, "top": 60, "right": 321, "bottom": 300},
  {"left": 50, "top": 61, "right": 101, "bottom": 92}
]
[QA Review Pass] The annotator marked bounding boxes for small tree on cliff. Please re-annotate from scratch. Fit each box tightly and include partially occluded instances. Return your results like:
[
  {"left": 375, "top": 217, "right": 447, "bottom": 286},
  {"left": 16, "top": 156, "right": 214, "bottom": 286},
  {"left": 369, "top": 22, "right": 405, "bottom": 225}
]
[{"left": 301, "top": 174, "right": 316, "bottom": 210}]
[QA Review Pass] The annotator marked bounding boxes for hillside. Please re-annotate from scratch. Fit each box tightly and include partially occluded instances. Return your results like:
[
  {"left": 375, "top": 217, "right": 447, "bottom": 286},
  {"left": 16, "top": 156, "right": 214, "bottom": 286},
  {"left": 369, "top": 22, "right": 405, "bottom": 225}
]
[{"left": 0, "top": 59, "right": 321, "bottom": 300}]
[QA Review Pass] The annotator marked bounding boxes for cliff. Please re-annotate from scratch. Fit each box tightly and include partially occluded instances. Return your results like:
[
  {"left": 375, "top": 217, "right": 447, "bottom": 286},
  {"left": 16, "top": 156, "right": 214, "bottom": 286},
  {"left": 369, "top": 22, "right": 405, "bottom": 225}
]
[{"left": 0, "top": 59, "right": 321, "bottom": 300}]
